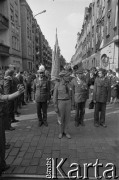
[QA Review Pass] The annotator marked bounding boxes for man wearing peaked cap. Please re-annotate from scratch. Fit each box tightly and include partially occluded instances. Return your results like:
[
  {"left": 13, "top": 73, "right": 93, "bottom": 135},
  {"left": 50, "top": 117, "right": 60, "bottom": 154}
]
[
  {"left": 75, "top": 68, "right": 84, "bottom": 74},
  {"left": 71, "top": 67, "right": 88, "bottom": 127},
  {"left": 33, "top": 64, "right": 50, "bottom": 127},
  {"left": 53, "top": 69, "right": 74, "bottom": 139},
  {"left": 59, "top": 70, "right": 71, "bottom": 77}
]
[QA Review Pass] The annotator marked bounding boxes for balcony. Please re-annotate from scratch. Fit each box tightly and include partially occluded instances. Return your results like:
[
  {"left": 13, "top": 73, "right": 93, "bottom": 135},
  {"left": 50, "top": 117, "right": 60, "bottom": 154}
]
[
  {"left": 0, "top": 13, "right": 9, "bottom": 30},
  {"left": 0, "top": 43, "right": 9, "bottom": 56}
]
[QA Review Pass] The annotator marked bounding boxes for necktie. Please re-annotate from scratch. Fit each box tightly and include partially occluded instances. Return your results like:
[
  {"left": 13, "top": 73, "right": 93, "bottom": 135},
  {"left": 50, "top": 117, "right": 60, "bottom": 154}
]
[{"left": 65, "top": 83, "right": 69, "bottom": 94}]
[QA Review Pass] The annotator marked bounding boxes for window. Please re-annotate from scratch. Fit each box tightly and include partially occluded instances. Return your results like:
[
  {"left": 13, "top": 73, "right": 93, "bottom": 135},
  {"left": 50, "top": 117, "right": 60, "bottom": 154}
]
[
  {"left": 96, "top": 32, "right": 97, "bottom": 44},
  {"left": 102, "top": 0, "right": 105, "bottom": 7},
  {"left": 114, "top": 4, "right": 118, "bottom": 28},
  {"left": 106, "top": 18, "right": 110, "bottom": 36},
  {"left": 10, "top": 5, "right": 14, "bottom": 22},
  {"left": 92, "top": 26, "right": 94, "bottom": 37},
  {"left": 96, "top": 7, "right": 99, "bottom": 19},
  {"left": 30, "top": 30, "right": 32, "bottom": 40},
  {"left": 12, "top": 36, "right": 15, "bottom": 49},
  {"left": 28, "top": 46, "right": 32, "bottom": 56},
  {"left": 93, "top": 3, "right": 95, "bottom": 16},
  {"left": 101, "top": 25, "right": 104, "bottom": 39},
  {"left": 12, "top": 36, "right": 20, "bottom": 51},
  {"left": 27, "top": 27, "right": 29, "bottom": 39},
  {"left": 15, "top": 0, "right": 18, "bottom": 6},
  {"left": 27, "top": 11, "right": 29, "bottom": 21},
  {"left": 92, "top": 38, "right": 94, "bottom": 48},
  {"left": 15, "top": 11, "right": 18, "bottom": 27}
]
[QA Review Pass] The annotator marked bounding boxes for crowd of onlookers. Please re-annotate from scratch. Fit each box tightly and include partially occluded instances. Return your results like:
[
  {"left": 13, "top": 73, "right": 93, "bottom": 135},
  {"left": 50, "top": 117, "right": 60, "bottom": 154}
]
[
  {"left": 0, "top": 64, "right": 119, "bottom": 174},
  {"left": 71, "top": 66, "right": 119, "bottom": 104},
  {"left": 0, "top": 65, "right": 119, "bottom": 131},
  {"left": 0, "top": 67, "right": 36, "bottom": 131}
]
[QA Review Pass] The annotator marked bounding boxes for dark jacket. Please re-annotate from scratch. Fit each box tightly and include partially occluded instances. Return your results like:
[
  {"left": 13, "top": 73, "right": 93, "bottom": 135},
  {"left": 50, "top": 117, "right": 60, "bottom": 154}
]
[
  {"left": 93, "top": 77, "right": 111, "bottom": 103},
  {"left": 4, "top": 76, "right": 13, "bottom": 95},
  {"left": 12, "top": 76, "right": 19, "bottom": 93},
  {"left": 71, "top": 77, "right": 88, "bottom": 103},
  {"left": 0, "top": 84, "right": 8, "bottom": 103},
  {"left": 53, "top": 81, "right": 74, "bottom": 108},
  {"left": 33, "top": 77, "right": 50, "bottom": 102}
]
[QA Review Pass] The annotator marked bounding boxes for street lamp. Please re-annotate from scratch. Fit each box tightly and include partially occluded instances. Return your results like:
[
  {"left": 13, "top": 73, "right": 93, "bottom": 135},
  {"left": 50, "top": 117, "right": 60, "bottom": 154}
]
[{"left": 34, "top": 10, "right": 46, "bottom": 17}]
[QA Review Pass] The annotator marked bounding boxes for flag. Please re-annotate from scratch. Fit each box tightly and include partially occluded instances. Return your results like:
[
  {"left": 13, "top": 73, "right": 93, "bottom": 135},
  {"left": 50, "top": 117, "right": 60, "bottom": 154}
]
[{"left": 51, "top": 28, "right": 60, "bottom": 80}]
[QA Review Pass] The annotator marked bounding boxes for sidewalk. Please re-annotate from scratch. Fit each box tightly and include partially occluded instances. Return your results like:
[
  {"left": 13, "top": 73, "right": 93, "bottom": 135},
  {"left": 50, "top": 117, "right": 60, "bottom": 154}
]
[{"left": 2, "top": 101, "right": 119, "bottom": 179}]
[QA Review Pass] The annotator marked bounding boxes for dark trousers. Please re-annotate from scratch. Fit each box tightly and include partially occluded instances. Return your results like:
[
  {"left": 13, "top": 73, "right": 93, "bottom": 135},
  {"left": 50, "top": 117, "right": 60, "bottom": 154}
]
[
  {"left": 94, "top": 102, "right": 106, "bottom": 125},
  {"left": 36, "top": 102, "right": 47, "bottom": 122},
  {"left": 14, "top": 98, "right": 18, "bottom": 113},
  {"left": 0, "top": 115, "right": 6, "bottom": 175},
  {"left": 75, "top": 102, "right": 86, "bottom": 124},
  {"left": 27, "top": 85, "right": 32, "bottom": 101},
  {"left": 8, "top": 101, "right": 15, "bottom": 125}
]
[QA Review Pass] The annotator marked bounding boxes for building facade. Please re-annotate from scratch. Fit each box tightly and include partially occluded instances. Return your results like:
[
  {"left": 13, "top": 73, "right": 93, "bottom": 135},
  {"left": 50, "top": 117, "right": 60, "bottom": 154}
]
[
  {"left": 20, "top": 0, "right": 33, "bottom": 71},
  {"left": 71, "top": 0, "right": 119, "bottom": 73},
  {"left": 0, "top": 0, "right": 62, "bottom": 72},
  {"left": 40, "top": 32, "right": 52, "bottom": 71},
  {"left": 0, "top": 0, "right": 22, "bottom": 71}
]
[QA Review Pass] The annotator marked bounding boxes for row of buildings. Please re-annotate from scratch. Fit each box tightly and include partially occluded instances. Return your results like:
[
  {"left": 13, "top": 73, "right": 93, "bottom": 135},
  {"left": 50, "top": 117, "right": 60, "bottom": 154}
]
[
  {"left": 0, "top": 0, "right": 66, "bottom": 72},
  {"left": 71, "top": 0, "right": 118, "bottom": 73}
]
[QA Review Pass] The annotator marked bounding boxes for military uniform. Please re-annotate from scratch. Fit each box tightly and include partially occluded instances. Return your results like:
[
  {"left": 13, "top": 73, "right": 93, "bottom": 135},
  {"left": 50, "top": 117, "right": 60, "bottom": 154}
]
[
  {"left": 71, "top": 73, "right": 88, "bottom": 127},
  {"left": 53, "top": 70, "right": 74, "bottom": 138},
  {"left": 93, "top": 76, "right": 111, "bottom": 126},
  {"left": 33, "top": 76, "right": 50, "bottom": 125}
]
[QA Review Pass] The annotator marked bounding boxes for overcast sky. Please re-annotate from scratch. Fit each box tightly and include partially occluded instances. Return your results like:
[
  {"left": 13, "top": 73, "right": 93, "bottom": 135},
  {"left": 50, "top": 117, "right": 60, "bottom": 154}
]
[{"left": 27, "top": 0, "right": 92, "bottom": 62}]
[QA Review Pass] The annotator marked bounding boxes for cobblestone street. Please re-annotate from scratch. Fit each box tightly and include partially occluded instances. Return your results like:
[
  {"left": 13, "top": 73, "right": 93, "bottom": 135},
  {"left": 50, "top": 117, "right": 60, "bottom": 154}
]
[{"left": 1, "top": 101, "right": 119, "bottom": 179}]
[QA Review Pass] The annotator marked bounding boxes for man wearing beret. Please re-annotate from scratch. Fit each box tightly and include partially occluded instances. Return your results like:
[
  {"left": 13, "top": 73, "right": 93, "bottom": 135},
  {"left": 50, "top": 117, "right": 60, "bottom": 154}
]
[
  {"left": 71, "top": 69, "right": 88, "bottom": 127},
  {"left": 53, "top": 70, "right": 74, "bottom": 139},
  {"left": 93, "top": 68, "right": 111, "bottom": 127},
  {"left": 33, "top": 65, "right": 50, "bottom": 127}
]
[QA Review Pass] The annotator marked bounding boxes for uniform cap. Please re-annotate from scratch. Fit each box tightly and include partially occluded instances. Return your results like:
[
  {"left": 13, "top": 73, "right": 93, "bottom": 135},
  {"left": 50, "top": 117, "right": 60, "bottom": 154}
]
[
  {"left": 75, "top": 68, "right": 84, "bottom": 74},
  {"left": 37, "top": 65, "right": 45, "bottom": 73},
  {"left": 59, "top": 70, "right": 71, "bottom": 77}
]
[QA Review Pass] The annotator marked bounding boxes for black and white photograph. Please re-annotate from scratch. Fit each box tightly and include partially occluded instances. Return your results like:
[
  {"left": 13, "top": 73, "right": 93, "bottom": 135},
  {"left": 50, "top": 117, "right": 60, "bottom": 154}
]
[{"left": 0, "top": 0, "right": 119, "bottom": 179}]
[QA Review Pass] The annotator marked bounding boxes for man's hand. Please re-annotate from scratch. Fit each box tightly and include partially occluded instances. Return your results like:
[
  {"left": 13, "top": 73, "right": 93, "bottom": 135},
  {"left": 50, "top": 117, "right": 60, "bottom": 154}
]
[
  {"left": 93, "top": 100, "right": 96, "bottom": 103},
  {"left": 47, "top": 100, "right": 50, "bottom": 106},
  {"left": 55, "top": 108, "right": 59, "bottom": 113},
  {"left": 18, "top": 85, "right": 24, "bottom": 94}
]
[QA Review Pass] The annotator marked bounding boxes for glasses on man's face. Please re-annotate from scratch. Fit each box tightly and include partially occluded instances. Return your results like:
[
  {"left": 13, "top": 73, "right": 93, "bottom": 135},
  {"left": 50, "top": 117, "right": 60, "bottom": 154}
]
[{"left": 39, "top": 72, "right": 44, "bottom": 74}]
